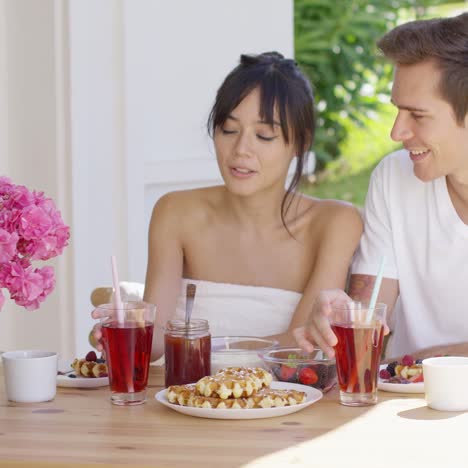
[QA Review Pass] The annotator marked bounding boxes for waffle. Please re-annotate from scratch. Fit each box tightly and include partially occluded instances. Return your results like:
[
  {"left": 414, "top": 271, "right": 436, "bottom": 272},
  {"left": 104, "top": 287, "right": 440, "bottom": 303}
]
[
  {"left": 216, "top": 367, "right": 273, "bottom": 388},
  {"left": 71, "top": 358, "right": 108, "bottom": 378},
  {"left": 196, "top": 367, "right": 271, "bottom": 399},
  {"left": 167, "top": 384, "right": 306, "bottom": 409}
]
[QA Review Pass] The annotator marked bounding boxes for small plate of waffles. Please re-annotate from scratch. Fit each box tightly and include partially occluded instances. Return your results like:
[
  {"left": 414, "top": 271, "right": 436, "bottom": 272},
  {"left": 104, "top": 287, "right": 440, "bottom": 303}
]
[
  {"left": 155, "top": 366, "right": 322, "bottom": 419},
  {"left": 57, "top": 358, "right": 109, "bottom": 388}
]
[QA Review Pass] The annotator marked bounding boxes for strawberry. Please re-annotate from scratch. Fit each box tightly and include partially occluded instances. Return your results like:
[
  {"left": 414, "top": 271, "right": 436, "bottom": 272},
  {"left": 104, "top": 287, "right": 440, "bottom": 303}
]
[
  {"left": 409, "top": 372, "right": 424, "bottom": 383},
  {"left": 280, "top": 365, "right": 297, "bottom": 382},
  {"left": 298, "top": 367, "right": 318, "bottom": 385}
]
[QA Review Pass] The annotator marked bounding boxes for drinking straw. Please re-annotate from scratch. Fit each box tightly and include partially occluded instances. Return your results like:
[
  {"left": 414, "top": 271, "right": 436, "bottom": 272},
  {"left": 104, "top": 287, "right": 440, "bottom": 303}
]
[
  {"left": 367, "top": 255, "right": 386, "bottom": 322},
  {"left": 111, "top": 255, "right": 124, "bottom": 324}
]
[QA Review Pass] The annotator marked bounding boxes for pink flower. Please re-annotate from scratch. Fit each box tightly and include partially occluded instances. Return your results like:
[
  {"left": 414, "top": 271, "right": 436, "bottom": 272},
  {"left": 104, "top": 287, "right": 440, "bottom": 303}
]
[
  {"left": 19, "top": 205, "right": 54, "bottom": 240},
  {"left": 0, "top": 228, "right": 18, "bottom": 263},
  {"left": 4, "top": 263, "right": 55, "bottom": 311},
  {"left": 0, "top": 177, "right": 69, "bottom": 311}
]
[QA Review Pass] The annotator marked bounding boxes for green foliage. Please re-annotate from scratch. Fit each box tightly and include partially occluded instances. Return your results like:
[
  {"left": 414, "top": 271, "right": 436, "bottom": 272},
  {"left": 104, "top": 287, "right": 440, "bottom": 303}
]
[
  {"left": 300, "top": 103, "right": 399, "bottom": 206},
  {"left": 294, "top": 0, "right": 459, "bottom": 170}
]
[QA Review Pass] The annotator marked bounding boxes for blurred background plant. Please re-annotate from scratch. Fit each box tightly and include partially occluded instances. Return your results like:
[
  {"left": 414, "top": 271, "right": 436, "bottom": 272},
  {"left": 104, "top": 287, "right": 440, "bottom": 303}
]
[{"left": 295, "top": 0, "right": 467, "bottom": 205}]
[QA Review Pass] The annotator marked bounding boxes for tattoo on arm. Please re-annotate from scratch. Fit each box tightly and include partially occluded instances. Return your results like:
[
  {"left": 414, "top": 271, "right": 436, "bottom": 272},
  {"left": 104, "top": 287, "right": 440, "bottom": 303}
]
[{"left": 347, "top": 274, "right": 376, "bottom": 301}]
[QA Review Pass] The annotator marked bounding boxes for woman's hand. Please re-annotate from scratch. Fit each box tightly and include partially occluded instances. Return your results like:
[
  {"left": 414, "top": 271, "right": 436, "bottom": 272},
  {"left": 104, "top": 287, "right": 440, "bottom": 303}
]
[
  {"left": 293, "top": 289, "right": 353, "bottom": 358},
  {"left": 90, "top": 307, "right": 114, "bottom": 353},
  {"left": 294, "top": 288, "right": 390, "bottom": 358}
]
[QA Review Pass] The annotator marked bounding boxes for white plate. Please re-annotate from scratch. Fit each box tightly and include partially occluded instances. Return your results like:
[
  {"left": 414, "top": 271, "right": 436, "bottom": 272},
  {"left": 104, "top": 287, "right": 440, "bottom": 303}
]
[
  {"left": 378, "top": 364, "right": 424, "bottom": 394},
  {"left": 155, "top": 381, "right": 322, "bottom": 419},
  {"left": 57, "top": 359, "right": 109, "bottom": 388}
]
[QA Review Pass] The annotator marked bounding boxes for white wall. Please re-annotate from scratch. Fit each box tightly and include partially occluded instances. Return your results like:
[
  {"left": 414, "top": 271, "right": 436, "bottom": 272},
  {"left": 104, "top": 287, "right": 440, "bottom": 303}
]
[
  {"left": 0, "top": 0, "right": 294, "bottom": 357},
  {"left": 0, "top": 0, "right": 74, "bottom": 356}
]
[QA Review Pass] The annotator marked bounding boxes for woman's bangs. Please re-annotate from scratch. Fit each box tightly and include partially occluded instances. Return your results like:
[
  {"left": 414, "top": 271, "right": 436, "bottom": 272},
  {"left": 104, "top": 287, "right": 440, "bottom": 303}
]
[{"left": 259, "top": 78, "right": 290, "bottom": 143}]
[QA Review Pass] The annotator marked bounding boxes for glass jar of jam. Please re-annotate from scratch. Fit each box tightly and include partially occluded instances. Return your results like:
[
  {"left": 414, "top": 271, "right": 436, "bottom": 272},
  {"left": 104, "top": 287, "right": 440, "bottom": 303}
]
[{"left": 164, "top": 318, "right": 211, "bottom": 387}]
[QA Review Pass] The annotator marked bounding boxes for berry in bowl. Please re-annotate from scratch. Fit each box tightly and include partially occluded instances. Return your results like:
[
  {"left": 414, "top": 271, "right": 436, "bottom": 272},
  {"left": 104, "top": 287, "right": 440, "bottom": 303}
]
[{"left": 259, "top": 347, "right": 336, "bottom": 393}]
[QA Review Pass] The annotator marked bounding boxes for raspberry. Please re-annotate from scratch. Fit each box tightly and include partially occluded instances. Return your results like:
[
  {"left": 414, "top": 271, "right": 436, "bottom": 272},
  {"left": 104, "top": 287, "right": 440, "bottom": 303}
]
[
  {"left": 85, "top": 351, "right": 97, "bottom": 362},
  {"left": 379, "top": 369, "right": 391, "bottom": 379},
  {"left": 401, "top": 354, "right": 414, "bottom": 366}
]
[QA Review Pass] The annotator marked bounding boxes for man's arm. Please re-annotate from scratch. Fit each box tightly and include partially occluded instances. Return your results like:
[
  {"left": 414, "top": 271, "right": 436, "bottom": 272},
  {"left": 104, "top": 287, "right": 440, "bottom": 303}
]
[
  {"left": 384, "top": 342, "right": 468, "bottom": 362},
  {"left": 348, "top": 274, "right": 399, "bottom": 327}
]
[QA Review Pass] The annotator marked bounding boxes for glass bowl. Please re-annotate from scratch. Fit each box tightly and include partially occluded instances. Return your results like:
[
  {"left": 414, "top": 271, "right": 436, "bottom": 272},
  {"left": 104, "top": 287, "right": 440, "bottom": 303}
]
[
  {"left": 211, "top": 336, "right": 278, "bottom": 373},
  {"left": 259, "top": 347, "right": 337, "bottom": 393}
]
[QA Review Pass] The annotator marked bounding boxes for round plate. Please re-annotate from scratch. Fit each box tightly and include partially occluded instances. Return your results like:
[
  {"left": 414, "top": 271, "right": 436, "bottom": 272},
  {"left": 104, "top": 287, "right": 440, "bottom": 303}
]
[
  {"left": 57, "top": 359, "right": 109, "bottom": 388},
  {"left": 155, "top": 381, "right": 322, "bottom": 419},
  {"left": 377, "top": 364, "right": 424, "bottom": 394}
]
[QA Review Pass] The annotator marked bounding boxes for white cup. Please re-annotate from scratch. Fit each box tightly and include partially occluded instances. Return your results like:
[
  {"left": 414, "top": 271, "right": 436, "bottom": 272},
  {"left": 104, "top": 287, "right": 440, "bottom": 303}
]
[
  {"left": 422, "top": 356, "right": 468, "bottom": 411},
  {"left": 2, "top": 350, "right": 58, "bottom": 403}
]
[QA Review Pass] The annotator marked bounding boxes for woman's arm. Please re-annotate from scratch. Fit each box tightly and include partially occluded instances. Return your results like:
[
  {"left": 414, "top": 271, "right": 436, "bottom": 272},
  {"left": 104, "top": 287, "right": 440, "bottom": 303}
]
[
  {"left": 144, "top": 193, "right": 184, "bottom": 361},
  {"left": 277, "top": 203, "right": 364, "bottom": 350}
]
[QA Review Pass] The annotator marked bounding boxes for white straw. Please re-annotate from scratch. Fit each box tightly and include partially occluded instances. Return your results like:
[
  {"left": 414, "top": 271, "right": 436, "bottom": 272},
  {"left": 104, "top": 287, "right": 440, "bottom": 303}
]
[
  {"left": 111, "top": 255, "right": 124, "bottom": 323},
  {"left": 367, "top": 256, "right": 386, "bottom": 322}
]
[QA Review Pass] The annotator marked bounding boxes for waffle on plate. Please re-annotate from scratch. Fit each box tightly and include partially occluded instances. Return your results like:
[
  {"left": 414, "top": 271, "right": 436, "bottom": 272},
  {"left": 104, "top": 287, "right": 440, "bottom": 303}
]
[{"left": 166, "top": 367, "right": 306, "bottom": 409}]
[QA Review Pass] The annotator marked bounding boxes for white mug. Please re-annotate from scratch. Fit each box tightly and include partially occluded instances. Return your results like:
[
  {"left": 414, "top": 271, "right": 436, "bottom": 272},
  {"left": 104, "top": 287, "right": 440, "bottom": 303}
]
[
  {"left": 422, "top": 356, "right": 468, "bottom": 412},
  {"left": 2, "top": 350, "right": 58, "bottom": 403}
]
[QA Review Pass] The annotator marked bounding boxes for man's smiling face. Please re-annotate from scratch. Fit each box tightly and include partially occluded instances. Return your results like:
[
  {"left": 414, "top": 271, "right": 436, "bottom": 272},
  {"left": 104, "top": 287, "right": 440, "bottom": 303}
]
[{"left": 390, "top": 60, "right": 468, "bottom": 182}]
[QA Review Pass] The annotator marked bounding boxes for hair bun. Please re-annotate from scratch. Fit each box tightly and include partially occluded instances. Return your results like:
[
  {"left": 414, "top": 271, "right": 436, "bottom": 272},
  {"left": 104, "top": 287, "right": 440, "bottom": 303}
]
[
  {"left": 260, "top": 51, "right": 285, "bottom": 60},
  {"left": 240, "top": 51, "right": 290, "bottom": 67}
]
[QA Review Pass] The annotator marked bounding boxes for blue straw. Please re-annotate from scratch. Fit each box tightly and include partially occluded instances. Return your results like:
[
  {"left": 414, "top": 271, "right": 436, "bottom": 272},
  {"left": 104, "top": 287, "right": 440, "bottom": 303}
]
[{"left": 367, "top": 256, "right": 386, "bottom": 322}]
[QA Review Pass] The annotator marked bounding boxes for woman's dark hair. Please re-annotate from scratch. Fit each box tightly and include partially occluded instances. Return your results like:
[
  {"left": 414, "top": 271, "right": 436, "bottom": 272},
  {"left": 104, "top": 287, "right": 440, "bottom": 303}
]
[
  {"left": 207, "top": 52, "right": 315, "bottom": 234},
  {"left": 378, "top": 12, "right": 468, "bottom": 125}
]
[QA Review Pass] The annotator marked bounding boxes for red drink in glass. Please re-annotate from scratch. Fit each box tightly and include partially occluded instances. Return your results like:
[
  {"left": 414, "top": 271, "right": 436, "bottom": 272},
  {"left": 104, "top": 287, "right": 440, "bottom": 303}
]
[
  {"left": 331, "top": 323, "right": 383, "bottom": 394},
  {"left": 330, "top": 302, "right": 386, "bottom": 406},
  {"left": 102, "top": 320, "right": 154, "bottom": 393},
  {"left": 98, "top": 301, "right": 156, "bottom": 406}
]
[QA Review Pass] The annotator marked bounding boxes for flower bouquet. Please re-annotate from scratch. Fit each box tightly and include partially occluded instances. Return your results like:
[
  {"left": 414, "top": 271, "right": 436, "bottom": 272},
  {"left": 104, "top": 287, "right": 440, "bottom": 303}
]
[{"left": 0, "top": 177, "right": 70, "bottom": 311}]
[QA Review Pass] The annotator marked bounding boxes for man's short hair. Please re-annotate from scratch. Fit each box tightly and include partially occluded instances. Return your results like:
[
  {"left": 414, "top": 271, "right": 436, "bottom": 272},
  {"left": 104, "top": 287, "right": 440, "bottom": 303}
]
[{"left": 378, "top": 13, "right": 468, "bottom": 125}]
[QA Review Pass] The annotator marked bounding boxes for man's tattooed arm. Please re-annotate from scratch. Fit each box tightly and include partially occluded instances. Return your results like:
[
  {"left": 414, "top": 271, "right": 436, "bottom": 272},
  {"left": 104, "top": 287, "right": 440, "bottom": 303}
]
[{"left": 347, "top": 274, "right": 376, "bottom": 302}]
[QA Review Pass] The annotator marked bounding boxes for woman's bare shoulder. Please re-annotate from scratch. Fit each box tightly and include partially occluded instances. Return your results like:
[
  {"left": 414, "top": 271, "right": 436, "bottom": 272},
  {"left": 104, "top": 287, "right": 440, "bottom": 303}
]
[
  {"left": 294, "top": 194, "right": 363, "bottom": 237},
  {"left": 150, "top": 186, "right": 224, "bottom": 224},
  {"left": 295, "top": 194, "right": 362, "bottom": 220}
]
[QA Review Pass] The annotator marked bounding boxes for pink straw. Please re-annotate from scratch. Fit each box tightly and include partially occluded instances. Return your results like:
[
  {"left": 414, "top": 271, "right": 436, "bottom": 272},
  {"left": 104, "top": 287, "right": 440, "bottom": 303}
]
[{"left": 111, "top": 255, "right": 124, "bottom": 324}]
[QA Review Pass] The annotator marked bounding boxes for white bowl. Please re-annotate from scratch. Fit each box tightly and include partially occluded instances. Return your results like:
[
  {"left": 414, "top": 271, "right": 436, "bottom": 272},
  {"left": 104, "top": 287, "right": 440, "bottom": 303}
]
[{"left": 211, "top": 336, "right": 278, "bottom": 373}]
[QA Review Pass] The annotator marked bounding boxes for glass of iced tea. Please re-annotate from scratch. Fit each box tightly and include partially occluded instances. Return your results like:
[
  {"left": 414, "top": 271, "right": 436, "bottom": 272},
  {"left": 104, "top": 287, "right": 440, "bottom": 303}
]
[
  {"left": 330, "top": 301, "right": 386, "bottom": 406},
  {"left": 99, "top": 301, "right": 155, "bottom": 406},
  {"left": 164, "top": 319, "right": 211, "bottom": 387}
]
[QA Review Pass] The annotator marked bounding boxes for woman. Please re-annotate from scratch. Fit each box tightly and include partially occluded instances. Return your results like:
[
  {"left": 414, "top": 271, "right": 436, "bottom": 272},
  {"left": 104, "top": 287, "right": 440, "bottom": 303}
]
[{"left": 93, "top": 52, "right": 362, "bottom": 361}]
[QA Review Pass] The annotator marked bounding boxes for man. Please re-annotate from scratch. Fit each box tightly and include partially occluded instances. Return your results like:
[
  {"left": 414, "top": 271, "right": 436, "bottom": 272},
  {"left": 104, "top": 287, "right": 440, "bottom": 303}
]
[{"left": 295, "top": 12, "right": 468, "bottom": 360}]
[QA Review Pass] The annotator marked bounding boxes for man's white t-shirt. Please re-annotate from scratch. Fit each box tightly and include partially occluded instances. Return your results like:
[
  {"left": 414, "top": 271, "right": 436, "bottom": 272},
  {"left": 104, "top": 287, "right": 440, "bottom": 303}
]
[{"left": 351, "top": 149, "right": 468, "bottom": 357}]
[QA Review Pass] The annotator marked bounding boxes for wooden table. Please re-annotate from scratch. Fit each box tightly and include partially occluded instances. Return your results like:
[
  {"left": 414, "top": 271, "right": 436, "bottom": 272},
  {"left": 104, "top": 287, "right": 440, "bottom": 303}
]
[{"left": 0, "top": 366, "right": 466, "bottom": 468}]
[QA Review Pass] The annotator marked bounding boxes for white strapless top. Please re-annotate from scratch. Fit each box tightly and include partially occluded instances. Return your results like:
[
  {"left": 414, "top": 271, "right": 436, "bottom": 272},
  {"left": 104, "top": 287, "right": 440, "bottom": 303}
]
[{"left": 173, "top": 278, "right": 302, "bottom": 337}]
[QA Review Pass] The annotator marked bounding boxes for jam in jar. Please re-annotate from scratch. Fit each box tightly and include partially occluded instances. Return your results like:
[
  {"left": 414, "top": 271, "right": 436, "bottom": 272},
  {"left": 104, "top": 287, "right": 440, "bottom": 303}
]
[{"left": 164, "top": 318, "right": 211, "bottom": 387}]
